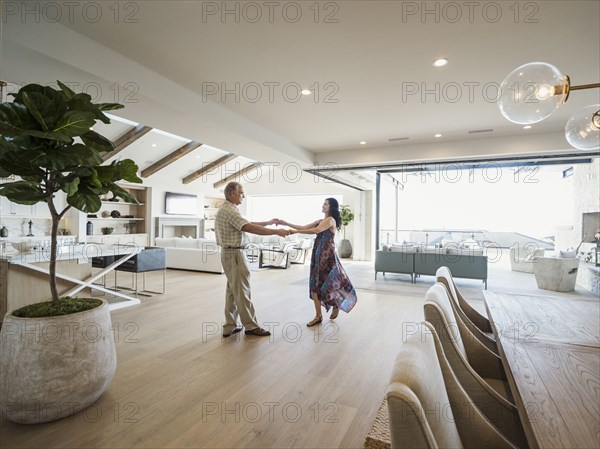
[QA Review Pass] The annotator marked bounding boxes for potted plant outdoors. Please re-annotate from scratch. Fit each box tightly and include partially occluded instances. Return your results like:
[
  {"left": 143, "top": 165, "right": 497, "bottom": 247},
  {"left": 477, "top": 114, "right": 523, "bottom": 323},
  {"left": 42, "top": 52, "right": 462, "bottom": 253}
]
[
  {"left": 338, "top": 205, "right": 355, "bottom": 258},
  {"left": 0, "top": 81, "right": 142, "bottom": 424}
]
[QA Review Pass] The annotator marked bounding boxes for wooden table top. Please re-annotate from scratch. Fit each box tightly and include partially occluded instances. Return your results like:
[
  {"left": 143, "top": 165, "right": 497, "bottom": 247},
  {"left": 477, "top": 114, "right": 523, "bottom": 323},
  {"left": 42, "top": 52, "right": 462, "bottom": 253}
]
[{"left": 484, "top": 291, "right": 600, "bottom": 449}]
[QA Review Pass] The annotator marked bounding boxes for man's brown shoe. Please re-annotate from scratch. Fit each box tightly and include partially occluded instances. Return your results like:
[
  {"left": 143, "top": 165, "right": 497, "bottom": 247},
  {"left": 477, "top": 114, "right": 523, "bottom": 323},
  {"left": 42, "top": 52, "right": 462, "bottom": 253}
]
[
  {"left": 223, "top": 327, "right": 243, "bottom": 338},
  {"left": 244, "top": 327, "right": 271, "bottom": 336}
]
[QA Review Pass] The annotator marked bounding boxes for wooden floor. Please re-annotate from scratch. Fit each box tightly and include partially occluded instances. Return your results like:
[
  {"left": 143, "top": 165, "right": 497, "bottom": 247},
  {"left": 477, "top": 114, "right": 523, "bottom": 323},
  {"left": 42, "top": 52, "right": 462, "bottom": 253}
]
[{"left": 1, "top": 261, "right": 597, "bottom": 449}]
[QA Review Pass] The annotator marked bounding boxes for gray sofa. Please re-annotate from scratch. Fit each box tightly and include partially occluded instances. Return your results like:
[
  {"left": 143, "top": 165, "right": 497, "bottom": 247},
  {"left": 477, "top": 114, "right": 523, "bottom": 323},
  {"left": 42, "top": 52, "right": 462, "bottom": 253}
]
[{"left": 375, "top": 248, "right": 488, "bottom": 288}]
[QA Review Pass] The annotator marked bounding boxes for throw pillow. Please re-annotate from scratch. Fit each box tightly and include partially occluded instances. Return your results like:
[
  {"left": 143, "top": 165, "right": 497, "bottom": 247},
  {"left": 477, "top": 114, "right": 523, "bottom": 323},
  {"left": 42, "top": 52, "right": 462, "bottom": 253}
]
[
  {"left": 175, "top": 238, "right": 199, "bottom": 249},
  {"left": 559, "top": 250, "right": 577, "bottom": 258}
]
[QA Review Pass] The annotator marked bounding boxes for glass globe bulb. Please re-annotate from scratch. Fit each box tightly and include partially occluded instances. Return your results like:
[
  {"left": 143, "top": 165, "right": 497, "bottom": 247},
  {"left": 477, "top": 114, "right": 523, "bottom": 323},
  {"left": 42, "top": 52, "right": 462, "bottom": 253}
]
[
  {"left": 565, "top": 104, "right": 600, "bottom": 150},
  {"left": 498, "top": 62, "right": 569, "bottom": 124}
]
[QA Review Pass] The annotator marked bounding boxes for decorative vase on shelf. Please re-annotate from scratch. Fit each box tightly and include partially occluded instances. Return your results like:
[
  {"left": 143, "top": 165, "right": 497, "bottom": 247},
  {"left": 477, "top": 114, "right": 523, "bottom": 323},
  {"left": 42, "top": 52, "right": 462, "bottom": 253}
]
[
  {"left": 0, "top": 226, "right": 8, "bottom": 238},
  {"left": 86, "top": 221, "right": 93, "bottom": 236}
]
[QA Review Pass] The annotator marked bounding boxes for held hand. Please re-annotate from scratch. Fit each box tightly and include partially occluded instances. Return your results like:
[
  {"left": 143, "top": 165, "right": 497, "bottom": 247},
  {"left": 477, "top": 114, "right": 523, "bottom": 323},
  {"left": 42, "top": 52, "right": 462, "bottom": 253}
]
[
  {"left": 274, "top": 218, "right": 287, "bottom": 226},
  {"left": 268, "top": 218, "right": 279, "bottom": 226},
  {"left": 275, "top": 228, "right": 290, "bottom": 237}
]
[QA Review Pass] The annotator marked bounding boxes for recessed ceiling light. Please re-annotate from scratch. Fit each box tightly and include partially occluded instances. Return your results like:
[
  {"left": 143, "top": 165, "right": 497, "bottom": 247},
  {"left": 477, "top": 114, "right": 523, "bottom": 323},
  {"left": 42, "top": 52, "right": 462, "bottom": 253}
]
[
  {"left": 360, "top": 141, "right": 367, "bottom": 145},
  {"left": 152, "top": 144, "right": 157, "bottom": 147},
  {"left": 523, "top": 125, "right": 532, "bottom": 129},
  {"left": 433, "top": 58, "right": 448, "bottom": 67},
  {"left": 434, "top": 133, "right": 442, "bottom": 138},
  {"left": 301, "top": 89, "right": 311, "bottom": 95}
]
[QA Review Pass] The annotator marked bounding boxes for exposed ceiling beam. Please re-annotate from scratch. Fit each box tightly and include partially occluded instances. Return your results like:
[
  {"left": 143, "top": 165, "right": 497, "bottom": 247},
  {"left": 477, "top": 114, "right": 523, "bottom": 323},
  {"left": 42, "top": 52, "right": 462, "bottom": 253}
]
[
  {"left": 213, "top": 162, "right": 263, "bottom": 189},
  {"left": 141, "top": 141, "right": 203, "bottom": 178},
  {"left": 102, "top": 124, "right": 153, "bottom": 162},
  {"left": 182, "top": 153, "right": 238, "bottom": 185}
]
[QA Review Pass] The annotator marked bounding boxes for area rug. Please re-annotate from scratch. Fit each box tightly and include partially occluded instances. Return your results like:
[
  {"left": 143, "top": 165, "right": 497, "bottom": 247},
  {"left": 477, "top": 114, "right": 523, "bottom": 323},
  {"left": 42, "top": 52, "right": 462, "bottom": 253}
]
[{"left": 363, "top": 399, "right": 391, "bottom": 449}]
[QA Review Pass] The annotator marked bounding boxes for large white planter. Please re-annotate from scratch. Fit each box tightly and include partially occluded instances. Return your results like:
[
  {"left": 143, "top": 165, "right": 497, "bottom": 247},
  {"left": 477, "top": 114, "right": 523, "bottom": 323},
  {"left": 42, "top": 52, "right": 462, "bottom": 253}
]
[
  {"left": 0, "top": 299, "right": 116, "bottom": 424},
  {"left": 339, "top": 239, "right": 353, "bottom": 259}
]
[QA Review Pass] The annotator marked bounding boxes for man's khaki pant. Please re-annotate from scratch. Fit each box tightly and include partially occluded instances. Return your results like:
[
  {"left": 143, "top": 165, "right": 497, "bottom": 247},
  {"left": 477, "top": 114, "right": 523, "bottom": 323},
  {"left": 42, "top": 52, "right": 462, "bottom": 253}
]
[{"left": 221, "top": 249, "right": 259, "bottom": 333}]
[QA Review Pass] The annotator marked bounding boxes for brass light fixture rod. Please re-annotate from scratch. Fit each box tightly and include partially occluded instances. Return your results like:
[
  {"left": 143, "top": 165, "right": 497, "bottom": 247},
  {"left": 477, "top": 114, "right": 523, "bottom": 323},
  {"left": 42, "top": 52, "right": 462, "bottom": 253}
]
[
  {"left": 570, "top": 83, "right": 600, "bottom": 91},
  {"left": 556, "top": 78, "right": 600, "bottom": 104}
]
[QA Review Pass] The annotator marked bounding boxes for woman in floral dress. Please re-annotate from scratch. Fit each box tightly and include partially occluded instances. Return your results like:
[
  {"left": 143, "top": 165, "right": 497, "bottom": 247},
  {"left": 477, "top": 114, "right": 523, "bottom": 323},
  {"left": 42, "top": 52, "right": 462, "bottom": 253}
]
[{"left": 278, "top": 198, "right": 358, "bottom": 326}]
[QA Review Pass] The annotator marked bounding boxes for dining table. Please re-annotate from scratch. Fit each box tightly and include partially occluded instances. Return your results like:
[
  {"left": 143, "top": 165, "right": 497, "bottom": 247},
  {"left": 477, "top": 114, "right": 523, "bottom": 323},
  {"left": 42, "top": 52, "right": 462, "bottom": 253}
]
[{"left": 484, "top": 291, "right": 600, "bottom": 449}]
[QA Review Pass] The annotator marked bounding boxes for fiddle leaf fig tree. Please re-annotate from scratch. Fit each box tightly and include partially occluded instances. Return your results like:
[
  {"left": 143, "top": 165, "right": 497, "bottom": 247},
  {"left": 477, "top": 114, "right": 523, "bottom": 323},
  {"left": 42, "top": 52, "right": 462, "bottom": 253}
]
[
  {"left": 340, "top": 205, "right": 355, "bottom": 240},
  {"left": 0, "top": 81, "right": 142, "bottom": 303}
]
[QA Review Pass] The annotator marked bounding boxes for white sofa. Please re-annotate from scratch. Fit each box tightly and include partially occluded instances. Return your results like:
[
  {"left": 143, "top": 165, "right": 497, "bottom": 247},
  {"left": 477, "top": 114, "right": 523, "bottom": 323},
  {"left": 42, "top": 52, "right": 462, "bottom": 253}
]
[{"left": 154, "top": 237, "right": 223, "bottom": 274}]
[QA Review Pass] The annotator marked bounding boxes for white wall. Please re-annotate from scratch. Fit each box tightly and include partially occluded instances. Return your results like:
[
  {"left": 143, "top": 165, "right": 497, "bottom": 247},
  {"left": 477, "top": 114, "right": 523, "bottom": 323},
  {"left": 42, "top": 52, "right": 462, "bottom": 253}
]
[{"left": 556, "top": 159, "right": 600, "bottom": 250}]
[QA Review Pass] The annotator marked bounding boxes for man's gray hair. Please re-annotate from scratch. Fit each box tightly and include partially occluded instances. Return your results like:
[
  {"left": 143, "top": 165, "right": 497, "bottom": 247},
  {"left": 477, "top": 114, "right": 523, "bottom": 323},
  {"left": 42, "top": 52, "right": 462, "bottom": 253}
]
[{"left": 224, "top": 182, "right": 241, "bottom": 198}]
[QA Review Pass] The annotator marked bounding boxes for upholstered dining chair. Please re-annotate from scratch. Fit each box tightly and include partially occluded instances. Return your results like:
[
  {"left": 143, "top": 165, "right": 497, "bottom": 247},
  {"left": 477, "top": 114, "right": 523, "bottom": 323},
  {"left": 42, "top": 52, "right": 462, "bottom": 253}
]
[
  {"left": 115, "top": 247, "right": 167, "bottom": 296},
  {"left": 387, "top": 322, "right": 520, "bottom": 449},
  {"left": 435, "top": 266, "right": 498, "bottom": 355},
  {"left": 423, "top": 284, "right": 527, "bottom": 447}
]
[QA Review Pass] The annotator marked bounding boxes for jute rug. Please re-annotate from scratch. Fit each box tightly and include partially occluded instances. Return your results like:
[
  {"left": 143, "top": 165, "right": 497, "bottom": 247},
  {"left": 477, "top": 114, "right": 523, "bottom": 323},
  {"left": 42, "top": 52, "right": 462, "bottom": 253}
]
[{"left": 363, "top": 399, "right": 391, "bottom": 449}]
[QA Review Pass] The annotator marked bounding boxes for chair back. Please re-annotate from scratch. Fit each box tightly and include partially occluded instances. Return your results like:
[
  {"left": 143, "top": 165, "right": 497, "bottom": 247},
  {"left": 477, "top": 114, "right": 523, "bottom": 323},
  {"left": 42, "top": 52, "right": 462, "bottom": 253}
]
[
  {"left": 424, "top": 282, "right": 468, "bottom": 359},
  {"left": 387, "top": 323, "right": 464, "bottom": 449},
  {"left": 388, "top": 323, "right": 518, "bottom": 449},
  {"left": 436, "top": 266, "right": 492, "bottom": 333}
]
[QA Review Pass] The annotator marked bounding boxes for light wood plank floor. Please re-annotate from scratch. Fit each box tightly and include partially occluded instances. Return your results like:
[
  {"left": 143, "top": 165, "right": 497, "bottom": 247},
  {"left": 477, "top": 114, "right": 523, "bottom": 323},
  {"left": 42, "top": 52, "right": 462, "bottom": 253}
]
[{"left": 1, "top": 261, "right": 596, "bottom": 448}]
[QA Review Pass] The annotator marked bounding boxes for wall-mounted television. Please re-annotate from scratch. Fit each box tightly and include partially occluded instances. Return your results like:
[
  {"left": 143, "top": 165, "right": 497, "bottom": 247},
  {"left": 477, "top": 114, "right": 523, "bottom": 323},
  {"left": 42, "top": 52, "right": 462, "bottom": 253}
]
[{"left": 165, "top": 192, "right": 198, "bottom": 215}]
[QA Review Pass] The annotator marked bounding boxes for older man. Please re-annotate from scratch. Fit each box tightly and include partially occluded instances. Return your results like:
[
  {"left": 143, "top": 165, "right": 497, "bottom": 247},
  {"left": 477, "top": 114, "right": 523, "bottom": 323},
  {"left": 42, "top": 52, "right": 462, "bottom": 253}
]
[{"left": 215, "top": 182, "right": 289, "bottom": 337}]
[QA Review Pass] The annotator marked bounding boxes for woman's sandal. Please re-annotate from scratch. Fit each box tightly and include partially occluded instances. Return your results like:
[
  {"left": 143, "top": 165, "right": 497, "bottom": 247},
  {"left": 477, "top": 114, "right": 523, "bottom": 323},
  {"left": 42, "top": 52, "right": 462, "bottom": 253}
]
[
  {"left": 330, "top": 307, "right": 339, "bottom": 320},
  {"left": 307, "top": 316, "right": 323, "bottom": 327}
]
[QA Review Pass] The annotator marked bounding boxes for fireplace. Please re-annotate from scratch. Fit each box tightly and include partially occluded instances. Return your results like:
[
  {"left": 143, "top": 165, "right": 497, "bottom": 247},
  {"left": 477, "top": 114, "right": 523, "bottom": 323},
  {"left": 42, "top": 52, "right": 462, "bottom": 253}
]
[
  {"left": 155, "top": 217, "right": 203, "bottom": 238},
  {"left": 582, "top": 212, "right": 600, "bottom": 242}
]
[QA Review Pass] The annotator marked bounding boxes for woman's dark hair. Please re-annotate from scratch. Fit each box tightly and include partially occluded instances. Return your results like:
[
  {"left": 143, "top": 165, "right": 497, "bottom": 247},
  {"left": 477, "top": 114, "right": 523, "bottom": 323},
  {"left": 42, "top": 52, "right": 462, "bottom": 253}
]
[{"left": 325, "top": 197, "right": 342, "bottom": 230}]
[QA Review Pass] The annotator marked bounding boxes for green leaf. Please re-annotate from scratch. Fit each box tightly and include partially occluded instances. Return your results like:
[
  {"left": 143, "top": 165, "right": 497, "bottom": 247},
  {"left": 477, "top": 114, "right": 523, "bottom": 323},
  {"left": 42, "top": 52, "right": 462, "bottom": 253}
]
[
  {"left": 0, "top": 103, "right": 39, "bottom": 135},
  {"left": 20, "top": 129, "right": 72, "bottom": 142},
  {"left": 0, "top": 149, "right": 46, "bottom": 177},
  {"left": 52, "top": 111, "right": 95, "bottom": 139},
  {"left": 97, "top": 103, "right": 125, "bottom": 111},
  {"left": 60, "top": 143, "right": 103, "bottom": 166},
  {"left": 34, "top": 144, "right": 103, "bottom": 171},
  {"left": 11, "top": 84, "right": 67, "bottom": 107},
  {"left": 64, "top": 178, "right": 80, "bottom": 196},
  {"left": 57, "top": 81, "right": 76, "bottom": 99},
  {"left": 81, "top": 130, "right": 114, "bottom": 152},
  {"left": 108, "top": 184, "right": 139, "bottom": 204},
  {"left": 67, "top": 187, "right": 102, "bottom": 213},
  {"left": 0, "top": 136, "right": 20, "bottom": 154},
  {"left": 96, "top": 159, "right": 142, "bottom": 184},
  {"left": 0, "top": 181, "right": 49, "bottom": 205},
  {"left": 21, "top": 91, "right": 59, "bottom": 132},
  {"left": 117, "top": 159, "right": 143, "bottom": 183},
  {"left": 67, "top": 93, "right": 111, "bottom": 124}
]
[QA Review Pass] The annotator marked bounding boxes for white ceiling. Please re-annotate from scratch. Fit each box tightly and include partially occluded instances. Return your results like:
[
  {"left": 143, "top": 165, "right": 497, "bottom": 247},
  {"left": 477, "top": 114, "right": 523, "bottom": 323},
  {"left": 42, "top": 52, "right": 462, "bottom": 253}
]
[{"left": 3, "top": 0, "right": 600, "bottom": 171}]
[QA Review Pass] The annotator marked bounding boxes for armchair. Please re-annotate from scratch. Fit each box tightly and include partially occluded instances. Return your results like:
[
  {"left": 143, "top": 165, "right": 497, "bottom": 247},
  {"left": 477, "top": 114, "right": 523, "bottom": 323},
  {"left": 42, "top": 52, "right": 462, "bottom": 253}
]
[
  {"left": 258, "top": 241, "right": 297, "bottom": 269},
  {"left": 510, "top": 246, "right": 545, "bottom": 273}
]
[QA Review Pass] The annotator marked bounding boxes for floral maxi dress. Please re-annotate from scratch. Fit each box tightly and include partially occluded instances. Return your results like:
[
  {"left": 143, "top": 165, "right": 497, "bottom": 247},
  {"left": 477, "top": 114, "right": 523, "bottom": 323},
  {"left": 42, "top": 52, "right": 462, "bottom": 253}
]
[{"left": 309, "top": 228, "right": 358, "bottom": 313}]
